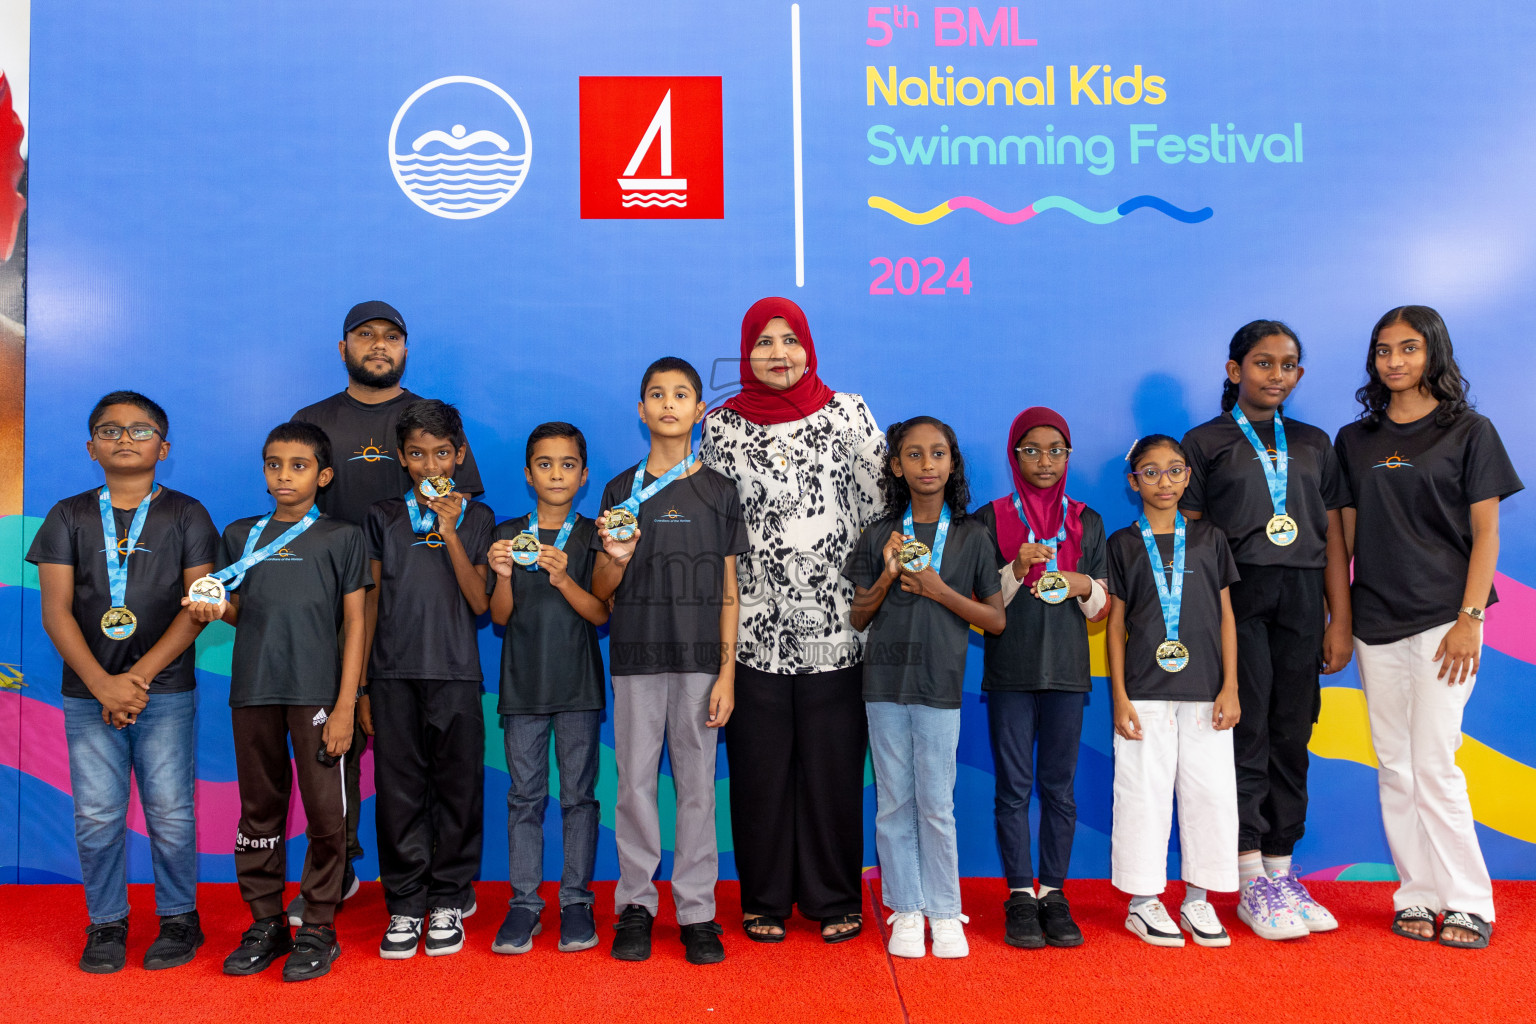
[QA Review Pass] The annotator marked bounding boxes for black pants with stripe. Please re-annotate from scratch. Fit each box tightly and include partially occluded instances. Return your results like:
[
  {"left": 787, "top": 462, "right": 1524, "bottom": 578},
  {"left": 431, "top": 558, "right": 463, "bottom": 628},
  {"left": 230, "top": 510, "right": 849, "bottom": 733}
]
[{"left": 231, "top": 704, "right": 349, "bottom": 925}]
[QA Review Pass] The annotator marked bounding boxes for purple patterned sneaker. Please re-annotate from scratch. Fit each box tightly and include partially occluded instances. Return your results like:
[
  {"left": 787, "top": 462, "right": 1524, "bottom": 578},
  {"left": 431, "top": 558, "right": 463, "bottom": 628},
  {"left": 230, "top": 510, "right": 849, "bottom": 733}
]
[
  {"left": 1271, "top": 870, "right": 1339, "bottom": 933},
  {"left": 1236, "top": 875, "right": 1308, "bottom": 940}
]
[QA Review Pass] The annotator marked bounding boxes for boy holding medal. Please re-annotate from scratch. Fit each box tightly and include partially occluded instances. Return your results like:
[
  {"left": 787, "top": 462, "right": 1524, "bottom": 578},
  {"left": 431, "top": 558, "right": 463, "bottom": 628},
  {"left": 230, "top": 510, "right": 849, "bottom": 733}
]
[
  {"left": 362, "top": 400, "right": 494, "bottom": 959},
  {"left": 184, "top": 421, "right": 370, "bottom": 981},
  {"left": 591, "top": 357, "right": 749, "bottom": 966},
  {"left": 30, "top": 391, "right": 219, "bottom": 973},
  {"left": 485, "top": 422, "right": 608, "bottom": 956}
]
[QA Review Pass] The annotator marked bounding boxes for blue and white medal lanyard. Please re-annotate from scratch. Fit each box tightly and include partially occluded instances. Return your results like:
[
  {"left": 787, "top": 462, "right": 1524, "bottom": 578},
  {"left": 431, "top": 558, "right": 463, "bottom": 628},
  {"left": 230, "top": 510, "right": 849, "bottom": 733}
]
[
  {"left": 900, "top": 502, "right": 951, "bottom": 573},
  {"left": 98, "top": 488, "right": 153, "bottom": 640},
  {"left": 1137, "top": 511, "right": 1190, "bottom": 673},
  {"left": 1231, "top": 407, "right": 1297, "bottom": 547},
  {"left": 406, "top": 479, "right": 466, "bottom": 535},
  {"left": 513, "top": 510, "right": 577, "bottom": 571},
  {"left": 1014, "top": 494, "right": 1071, "bottom": 604},
  {"left": 207, "top": 508, "right": 323, "bottom": 597},
  {"left": 623, "top": 454, "right": 695, "bottom": 515}
]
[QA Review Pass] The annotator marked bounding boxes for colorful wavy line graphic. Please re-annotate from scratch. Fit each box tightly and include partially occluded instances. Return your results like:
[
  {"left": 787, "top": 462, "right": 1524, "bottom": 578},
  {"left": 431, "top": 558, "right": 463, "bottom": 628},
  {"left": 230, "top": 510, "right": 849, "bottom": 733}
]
[{"left": 867, "top": 194, "right": 1213, "bottom": 227}]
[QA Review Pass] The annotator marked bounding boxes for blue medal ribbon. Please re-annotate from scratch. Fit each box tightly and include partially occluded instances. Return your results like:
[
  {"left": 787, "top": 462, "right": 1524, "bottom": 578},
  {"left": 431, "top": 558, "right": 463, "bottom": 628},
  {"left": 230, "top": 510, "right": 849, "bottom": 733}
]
[
  {"left": 1231, "top": 407, "right": 1289, "bottom": 517},
  {"left": 99, "top": 487, "right": 153, "bottom": 611},
  {"left": 1137, "top": 512, "right": 1186, "bottom": 642},
  {"left": 620, "top": 453, "right": 695, "bottom": 515},
  {"left": 903, "top": 502, "right": 952, "bottom": 572},
  {"left": 406, "top": 486, "right": 466, "bottom": 535},
  {"left": 1012, "top": 493, "right": 1069, "bottom": 572},
  {"left": 215, "top": 508, "right": 321, "bottom": 591},
  {"left": 520, "top": 510, "right": 577, "bottom": 572}
]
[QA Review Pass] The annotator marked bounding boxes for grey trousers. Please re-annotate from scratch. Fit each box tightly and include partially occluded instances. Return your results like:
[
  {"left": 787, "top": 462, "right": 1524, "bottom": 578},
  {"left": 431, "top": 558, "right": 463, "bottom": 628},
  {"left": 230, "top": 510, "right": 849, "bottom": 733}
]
[{"left": 612, "top": 671, "right": 719, "bottom": 925}]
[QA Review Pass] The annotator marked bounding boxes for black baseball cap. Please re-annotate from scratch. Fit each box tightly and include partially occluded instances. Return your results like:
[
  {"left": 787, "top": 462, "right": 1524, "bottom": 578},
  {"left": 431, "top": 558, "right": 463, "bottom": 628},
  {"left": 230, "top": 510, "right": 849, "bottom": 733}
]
[{"left": 343, "top": 300, "right": 407, "bottom": 336}]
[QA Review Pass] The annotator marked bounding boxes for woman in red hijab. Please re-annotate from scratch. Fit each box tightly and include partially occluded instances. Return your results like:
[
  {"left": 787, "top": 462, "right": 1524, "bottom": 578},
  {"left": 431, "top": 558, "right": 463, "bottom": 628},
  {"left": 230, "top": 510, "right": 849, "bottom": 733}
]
[
  {"left": 700, "top": 297, "right": 886, "bottom": 944},
  {"left": 972, "top": 407, "right": 1109, "bottom": 950}
]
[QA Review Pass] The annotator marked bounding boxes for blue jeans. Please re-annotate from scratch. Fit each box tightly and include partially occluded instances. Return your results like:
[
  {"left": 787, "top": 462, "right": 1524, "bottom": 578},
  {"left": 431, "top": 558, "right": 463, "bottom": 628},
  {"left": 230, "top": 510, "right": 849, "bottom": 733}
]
[
  {"left": 63, "top": 690, "right": 197, "bottom": 923},
  {"left": 866, "top": 701, "right": 962, "bottom": 919},
  {"left": 503, "top": 711, "right": 601, "bottom": 912}
]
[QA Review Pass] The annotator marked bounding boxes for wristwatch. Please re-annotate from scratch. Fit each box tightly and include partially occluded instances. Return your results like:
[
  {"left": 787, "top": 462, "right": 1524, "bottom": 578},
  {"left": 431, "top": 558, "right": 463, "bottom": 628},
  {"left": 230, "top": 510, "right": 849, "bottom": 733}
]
[{"left": 1459, "top": 607, "right": 1486, "bottom": 622}]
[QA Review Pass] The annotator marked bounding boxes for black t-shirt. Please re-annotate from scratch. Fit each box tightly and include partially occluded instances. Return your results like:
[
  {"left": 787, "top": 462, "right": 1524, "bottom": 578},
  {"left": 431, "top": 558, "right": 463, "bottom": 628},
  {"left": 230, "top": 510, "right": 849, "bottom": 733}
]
[
  {"left": 219, "top": 514, "right": 371, "bottom": 707},
  {"left": 1335, "top": 410, "right": 1523, "bottom": 645},
  {"left": 27, "top": 487, "right": 219, "bottom": 699},
  {"left": 293, "top": 389, "right": 485, "bottom": 525},
  {"left": 364, "top": 497, "right": 494, "bottom": 682},
  {"left": 842, "top": 513, "right": 1001, "bottom": 709},
  {"left": 592, "top": 463, "right": 749, "bottom": 676},
  {"left": 489, "top": 514, "right": 605, "bottom": 714},
  {"left": 1181, "top": 412, "right": 1350, "bottom": 569},
  {"left": 974, "top": 501, "right": 1107, "bottom": 693},
  {"left": 1107, "top": 518, "right": 1240, "bottom": 702}
]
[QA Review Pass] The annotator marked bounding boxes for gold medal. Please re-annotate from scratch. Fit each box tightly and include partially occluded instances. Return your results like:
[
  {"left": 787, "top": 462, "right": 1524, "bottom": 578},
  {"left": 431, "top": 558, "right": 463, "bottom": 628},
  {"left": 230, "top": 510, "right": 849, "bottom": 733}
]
[
  {"left": 1265, "top": 513, "right": 1298, "bottom": 547},
  {"left": 101, "top": 606, "right": 138, "bottom": 641},
  {"left": 510, "top": 532, "right": 541, "bottom": 567},
  {"left": 899, "top": 539, "right": 932, "bottom": 574},
  {"left": 603, "top": 508, "right": 639, "bottom": 542},
  {"left": 187, "top": 575, "right": 226, "bottom": 606},
  {"left": 1036, "top": 570, "right": 1071, "bottom": 605},
  {"left": 422, "top": 475, "right": 454, "bottom": 498},
  {"left": 1155, "top": 639, "right": 1190, "bottom": 673}
]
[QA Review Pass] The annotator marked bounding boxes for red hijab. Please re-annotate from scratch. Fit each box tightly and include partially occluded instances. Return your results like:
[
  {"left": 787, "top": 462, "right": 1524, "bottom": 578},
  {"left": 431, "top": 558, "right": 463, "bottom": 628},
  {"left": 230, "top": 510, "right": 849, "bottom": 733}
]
[
  {"left": 990, "top": 407, "right": 1086, "bottom": 585},
  {"left": 713, "top": 297, "right": 835, "bottom": 425}
]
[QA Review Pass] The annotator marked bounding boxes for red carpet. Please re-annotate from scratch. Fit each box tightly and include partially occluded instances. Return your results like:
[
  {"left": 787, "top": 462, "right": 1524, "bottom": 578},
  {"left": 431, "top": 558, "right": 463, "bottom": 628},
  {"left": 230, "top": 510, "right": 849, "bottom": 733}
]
[{"left": 2, "top": 880, "right": 1533, "bottom": 1023}]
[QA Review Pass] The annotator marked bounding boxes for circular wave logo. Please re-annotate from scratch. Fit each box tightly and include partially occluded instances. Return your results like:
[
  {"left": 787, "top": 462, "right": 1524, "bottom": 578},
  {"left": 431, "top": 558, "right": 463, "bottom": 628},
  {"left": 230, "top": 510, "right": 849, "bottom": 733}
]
[{"left": 388, "top": 76, "right": 532, "bottom": 220}]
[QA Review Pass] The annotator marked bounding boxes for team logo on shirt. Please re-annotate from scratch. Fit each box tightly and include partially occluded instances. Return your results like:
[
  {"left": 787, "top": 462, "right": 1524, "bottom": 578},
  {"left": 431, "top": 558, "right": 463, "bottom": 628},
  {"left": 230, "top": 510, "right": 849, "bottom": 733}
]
[
  {"left": 1373, "top": 451, "right": 1413, "bottom": 470},
  {"left": 389, "top": 76, "right": 533, "bottom": 220},
  {"left": 350, "top": 438, "right": 393, "bottom": 463},
  {"left": 265, "top": 547, "right": 304, "bottom": 563},
  {"left": 100, "top": 537, "right": 152, "bottom": 557},
  {"left": 654, "top": 507, "right": 692, "bottom": 524},
  {"left": 413, "top": 532, "right": 447, "bottom": 549},
  {"left": 578, "top": 76, "right": 724, "bottom": 219}
]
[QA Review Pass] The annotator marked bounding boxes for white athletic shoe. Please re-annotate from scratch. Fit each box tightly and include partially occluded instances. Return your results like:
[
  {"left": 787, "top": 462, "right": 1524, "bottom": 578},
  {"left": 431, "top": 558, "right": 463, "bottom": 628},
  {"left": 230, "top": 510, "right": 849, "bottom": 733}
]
[
  {"left": 1271, "top": 870, "right": 1339, "bottom": 933},
  {"left": 424, "top": 907, "right": 466, "bottom": 956},
  {"left": 886, "top": 911, "right": 926, "bottom": 958},
  {"left": 1237, "top": 876, "right": 1309, "bottom": 940},
  {"left": 1179, "top": 900, "right": 1231, "bottom": 948},
  {"left": 379, "top": 915, "right": 423, "bottom": 959},
  {"left": 930, "top": 915, "right": 971, "bottom": 959},
  {"left": 1125, "top": 899, "right": 1186, "bottom": 947}
]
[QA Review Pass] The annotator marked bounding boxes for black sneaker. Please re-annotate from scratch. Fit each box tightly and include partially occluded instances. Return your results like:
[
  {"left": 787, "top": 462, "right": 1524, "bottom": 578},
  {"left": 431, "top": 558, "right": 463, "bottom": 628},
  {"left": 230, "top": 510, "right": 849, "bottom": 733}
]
[
  {"left": 282, "top": 924, "right": 341, "bottom": 982},
  {"left": 342, "top": 861, "right": 359, "bottom": 902},
  {"left": 558, "top": 903, "right": 599, "bottom": 952},
  {"left": 680, "top": 921, "right": 726, "bottom": 965},
  {"left": 224, "top": 916, "right": 293, "bottom": 976},
  {"left": 144, "top": 910, "right": 204, "bottom": 970},
  {"left": 425, "top": 907, "right": 467, "bottom": 956},
  {"left": 611, "top": 904, "right": 654, "bottom": 961},
  {"left": 285, "top": 895, "right": 306, "bottom": 928},
  {"left": 1039, "top": 889, "right": 1085, "bottom": 947},
  {"left": 79, "top": 920, "right": 129, "bottom": 974},
  {"left": 491, "top": 907, "right": 541, "bottom": 955},
  {"left": 379, "top": 915, "right": 423, "bottom": 959},
  {"left": 1004, "top": 891, "right": 1045, "bottom": 949}
]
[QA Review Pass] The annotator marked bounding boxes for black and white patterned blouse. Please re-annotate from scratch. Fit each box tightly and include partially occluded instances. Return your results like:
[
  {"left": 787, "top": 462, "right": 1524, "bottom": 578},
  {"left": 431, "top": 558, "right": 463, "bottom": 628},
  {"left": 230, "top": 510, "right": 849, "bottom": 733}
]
[{"left": 700, "top": 392, "right": 886, "bottom": 674}]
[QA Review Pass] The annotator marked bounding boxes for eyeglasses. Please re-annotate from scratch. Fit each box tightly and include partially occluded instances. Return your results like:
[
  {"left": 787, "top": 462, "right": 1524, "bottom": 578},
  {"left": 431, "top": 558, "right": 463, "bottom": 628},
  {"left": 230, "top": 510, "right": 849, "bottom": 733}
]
[
  {"left": 93, "top": 424, "right": 161, "bottom": 441},
  {"left": 1016, "top": 445, "right": 1072, "bottom": 462},
  {"left": 1135, "top": 465, "right": 1188, "bottom": 484}
]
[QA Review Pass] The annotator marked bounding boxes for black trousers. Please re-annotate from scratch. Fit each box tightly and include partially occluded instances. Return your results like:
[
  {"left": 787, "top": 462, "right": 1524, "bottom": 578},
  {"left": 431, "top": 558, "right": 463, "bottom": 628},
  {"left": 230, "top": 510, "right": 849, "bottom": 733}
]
[
  {"left": 987, "top": 689, "right": 1086, "bottom": 891},
  {"left": 1230, "top": 564, "right": 1326, "bottom": 856},
  {"left": 371, "top": 678, "right": 485, "bottom": 916},
  {"left": 725, "top": 662, "right": 867, "bottom": 920}
]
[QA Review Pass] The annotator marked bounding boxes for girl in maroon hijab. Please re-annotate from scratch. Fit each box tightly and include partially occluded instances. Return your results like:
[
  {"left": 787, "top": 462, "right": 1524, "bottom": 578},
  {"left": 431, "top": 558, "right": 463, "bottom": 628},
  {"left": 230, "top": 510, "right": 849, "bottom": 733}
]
[
  {"left": 700, "top": 297, "right": 886, "bottom": 944},
  {"left": 972, "top": 407, "right": 1109, "bottom": 950}
]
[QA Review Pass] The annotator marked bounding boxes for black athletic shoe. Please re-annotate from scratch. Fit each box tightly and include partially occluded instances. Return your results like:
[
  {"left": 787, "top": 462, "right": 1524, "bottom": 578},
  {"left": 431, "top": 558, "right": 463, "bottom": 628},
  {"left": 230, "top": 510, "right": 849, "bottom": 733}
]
[
  {"left": 342, "top": 861, "right": 359, "bottom": 902},
  {"left": 79, "top": 919, "right": 129, "bottom": 974},
  {"left": 224, "top": 916, "right": 293, "bottom": 976},
  {"left": 285, "top": 895, "right": 306, "bottom": 928},
  {"left": 282, "top": 924, "right": 341, "bottom": 982},
  {"left": 680, "top": 921, "right": 726, "bottom": 965},
  {"left": 1004, "top": 891, "right": 1045, "bottom": 949},
  {"left": 491, "top": 907, "right": 540, "bottom": 955},
  {"left": 144, "top": 910, "right": 204, "bottom": 970},
  {"left": 1039, "top": 889, "right": 1085, "bottom": 947},
  {"left": 558, "top": 903, "right": 599, "bottom": 952},
  {"left": 611, "top": 904, "right": 654, "bottom": 961}
]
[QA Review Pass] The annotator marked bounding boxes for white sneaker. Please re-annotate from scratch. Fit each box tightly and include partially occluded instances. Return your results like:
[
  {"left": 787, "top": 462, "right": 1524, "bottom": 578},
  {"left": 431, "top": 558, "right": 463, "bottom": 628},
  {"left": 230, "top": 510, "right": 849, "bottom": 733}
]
[
  {"left": 379, "top": 915, "right": 423, "bottom": 959},
  {"left": 1270, "top": 870, "right": 1339, "bottom": 933},
  {"left": 1179, "top": 900, "right": 1231, "bottom": 948},
  {"left": 886, "top": 911, "right": 926, "bottom": 958},
  {"left": 424, "top": 907, "right": 466, "bottom": 956},
  {"left": 1125, "top": 899, "right": 1185, "bottom": 947},
  {"left": 1236, "top": 876, "right": 1309, "bottom": 940},
  {"left": 930, "top": 915, "right": 971, "bottom": 958}
]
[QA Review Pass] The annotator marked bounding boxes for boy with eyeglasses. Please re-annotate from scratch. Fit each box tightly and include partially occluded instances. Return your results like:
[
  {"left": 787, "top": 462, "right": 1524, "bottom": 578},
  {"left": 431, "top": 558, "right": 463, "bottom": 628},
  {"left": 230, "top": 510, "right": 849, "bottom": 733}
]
[{"left": 28, "top": 391, "right": 219, "bottom": 973}]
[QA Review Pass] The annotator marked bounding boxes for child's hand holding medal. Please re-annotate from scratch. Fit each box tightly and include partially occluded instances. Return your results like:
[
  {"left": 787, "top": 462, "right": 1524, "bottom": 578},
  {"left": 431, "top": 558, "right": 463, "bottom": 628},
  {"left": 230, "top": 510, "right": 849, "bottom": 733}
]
[
  {"left": 597, "top": 508, "right": 641, "bottom": 563},
  {"left": 539, "top": 545, "right": 571, "bottom": 586},
  {"left": 423, "top": 488, "right": 465, "bottom": 537},
  {"left": 487, "top": 539, "right": 518, "bottom": 578}
]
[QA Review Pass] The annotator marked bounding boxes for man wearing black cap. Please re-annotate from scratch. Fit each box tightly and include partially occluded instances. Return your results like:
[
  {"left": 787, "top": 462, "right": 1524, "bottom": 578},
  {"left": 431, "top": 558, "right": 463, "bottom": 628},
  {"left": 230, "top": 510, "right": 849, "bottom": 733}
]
[{"left": 289, "top": 301, "right": 485, "bottom": 918}]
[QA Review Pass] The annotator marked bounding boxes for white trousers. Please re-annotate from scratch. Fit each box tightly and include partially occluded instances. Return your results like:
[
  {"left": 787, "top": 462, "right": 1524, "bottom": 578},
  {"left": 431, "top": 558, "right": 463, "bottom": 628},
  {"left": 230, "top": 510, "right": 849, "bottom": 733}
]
[
  {"left": 1111, "top": 700, "right": 1239, "bottom": 896},
  {"left": 1356, "top": 623, "right": 1493, "bottom": 921}
]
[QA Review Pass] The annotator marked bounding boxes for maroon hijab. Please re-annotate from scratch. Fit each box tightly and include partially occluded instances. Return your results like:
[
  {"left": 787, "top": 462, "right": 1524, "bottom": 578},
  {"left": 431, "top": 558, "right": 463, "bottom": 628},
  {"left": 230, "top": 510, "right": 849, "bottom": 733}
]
[
  {"left": 989, "top": 407, "right": 1086, "bottom": 586},
  {"left": 714, "top": 296, "right": 835, "bottom": 425}
]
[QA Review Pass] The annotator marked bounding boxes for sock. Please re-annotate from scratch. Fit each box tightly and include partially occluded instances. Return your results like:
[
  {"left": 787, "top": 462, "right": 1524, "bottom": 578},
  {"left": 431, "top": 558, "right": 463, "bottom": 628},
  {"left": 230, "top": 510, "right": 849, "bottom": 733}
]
[
  {"left": 1183, "top": 886, "right": 1208, "bottom": 906},
  {"left": 1009, "top": 886, "right": 1035, "bottom": 897},
  {"left": 1037, "top": 885, "right": 1058, "bottom": 900},
  {"left": 1239, "top": 850, "right": 1264, "bottom": 886},
  {"left": 1129, "top": 894, "right": 1157, "bottom": 911},
  {"left": 1263, "top": 854, "right": 1293, "bottom": 878}
]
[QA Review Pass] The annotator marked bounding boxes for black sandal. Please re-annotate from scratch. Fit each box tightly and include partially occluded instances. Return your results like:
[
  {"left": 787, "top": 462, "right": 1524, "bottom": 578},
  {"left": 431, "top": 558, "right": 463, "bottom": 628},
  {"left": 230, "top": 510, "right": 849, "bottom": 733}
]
[
  {"left": 820, "top": 913, "right": 863, "bottom": 944},
  {"left": 1391, "top": 906, "right": 1438, "bottom": 942},
  {"left": 742, "top": 915, "right": 786, "bottom": 943},
  {"left": 1438, "top": 910, "right": 1491, "bottom": 949}
]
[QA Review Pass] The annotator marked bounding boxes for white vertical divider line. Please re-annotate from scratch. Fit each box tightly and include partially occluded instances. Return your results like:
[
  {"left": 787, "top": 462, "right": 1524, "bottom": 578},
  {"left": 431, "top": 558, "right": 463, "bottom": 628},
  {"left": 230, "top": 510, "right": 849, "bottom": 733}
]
[{"left": 791, "top": 3, "right": 805, "bottom": 287}]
